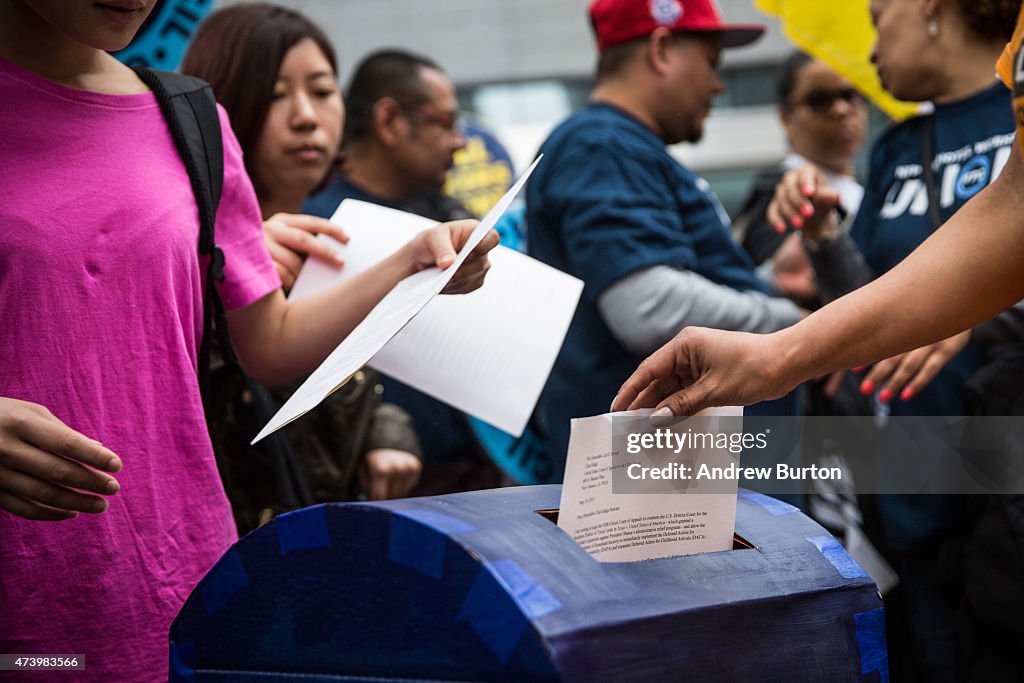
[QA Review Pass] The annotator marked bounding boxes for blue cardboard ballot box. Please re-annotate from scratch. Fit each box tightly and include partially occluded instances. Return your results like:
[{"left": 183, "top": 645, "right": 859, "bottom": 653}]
[{"left": 170, "top": 485, "right": 886, "bottom": 682}]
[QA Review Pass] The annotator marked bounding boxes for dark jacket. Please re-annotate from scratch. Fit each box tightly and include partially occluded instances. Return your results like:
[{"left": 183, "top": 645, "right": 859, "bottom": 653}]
[{"left": 208, "top": 360, "right": 420, "bottom": 535}]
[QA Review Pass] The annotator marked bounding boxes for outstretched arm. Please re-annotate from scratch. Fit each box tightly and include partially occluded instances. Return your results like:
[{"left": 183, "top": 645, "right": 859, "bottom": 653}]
[
  {"left": 229, "top": 220, "right": 497, "bottom": 387},
  {"left": 613, "top": 146, "right": 1024, "bottom": 415}
]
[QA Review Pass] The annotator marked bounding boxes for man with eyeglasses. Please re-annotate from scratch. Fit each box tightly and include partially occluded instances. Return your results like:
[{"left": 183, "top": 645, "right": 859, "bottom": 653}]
[
  {"left": 526, "top": 0, "right": 807, "bottom": 472},
  {"left": 306, "top": 49, "right": 502, "bottom": 496},
  {"left": 306, "top": 49, "right": 471, "bottom": 223}
]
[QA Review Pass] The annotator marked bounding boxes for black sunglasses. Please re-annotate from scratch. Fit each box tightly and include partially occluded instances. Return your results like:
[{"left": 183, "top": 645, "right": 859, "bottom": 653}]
[{"left": 793, "top": 87, "right": 864, "bottom": 114}]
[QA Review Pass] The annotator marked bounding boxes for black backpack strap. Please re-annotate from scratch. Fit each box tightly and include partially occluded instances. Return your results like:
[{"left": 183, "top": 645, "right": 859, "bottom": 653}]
[
  {"left": 136, "top": 67, "right": 315, "bottom": 510},
  {"left": 133, "top": 67, "right": 235, "bottom": 410}
]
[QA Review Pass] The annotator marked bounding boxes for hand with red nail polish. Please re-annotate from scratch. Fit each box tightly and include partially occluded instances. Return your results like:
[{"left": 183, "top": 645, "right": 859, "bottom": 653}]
[
  {"left": 855, "top": 331, "right": 972, "bottom": 406},
  {"left": 766, "top": 164, "right": 843, "bottom": 243}
]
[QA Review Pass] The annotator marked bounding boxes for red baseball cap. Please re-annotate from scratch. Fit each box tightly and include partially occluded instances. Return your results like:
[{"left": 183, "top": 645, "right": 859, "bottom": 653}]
[{"left": 589, "top": 0, "right": 765, "bottom": 52}]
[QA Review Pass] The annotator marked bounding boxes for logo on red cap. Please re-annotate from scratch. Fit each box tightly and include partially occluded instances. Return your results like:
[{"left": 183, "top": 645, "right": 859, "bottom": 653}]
[{"left": 650, "top": 0, "right": 683, "bottom": 26}]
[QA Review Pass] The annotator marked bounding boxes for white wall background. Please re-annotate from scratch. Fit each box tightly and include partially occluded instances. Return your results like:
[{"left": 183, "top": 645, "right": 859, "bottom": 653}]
[{"left": 217, "top": 0, "right": 791, "bottom": 85}]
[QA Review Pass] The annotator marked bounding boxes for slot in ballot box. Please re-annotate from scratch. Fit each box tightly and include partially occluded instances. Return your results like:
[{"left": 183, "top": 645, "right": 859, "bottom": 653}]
[{"left": 170, "top": 485, "right": 886, "bottom": 682}]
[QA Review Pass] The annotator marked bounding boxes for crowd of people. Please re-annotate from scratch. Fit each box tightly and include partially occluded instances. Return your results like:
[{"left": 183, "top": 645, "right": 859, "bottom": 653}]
[{"left": 3, "top": 0, "right": 1024, "bottom": 680}]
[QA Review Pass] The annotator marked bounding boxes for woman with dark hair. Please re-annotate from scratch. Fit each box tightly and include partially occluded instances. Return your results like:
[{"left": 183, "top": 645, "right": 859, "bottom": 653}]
[
  {"left": 182, "top": 3, "right": 424, "bottom": 534},
  {"left": 769, "top": 2, "right": 1022, "bottom": 679},
  {"left": 772, "top": 0, "right": 1022, "bottom": 410}
]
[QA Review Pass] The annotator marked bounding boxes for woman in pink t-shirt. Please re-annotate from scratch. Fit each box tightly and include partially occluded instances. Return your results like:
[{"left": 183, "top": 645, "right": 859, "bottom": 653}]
[{"left": 0, "top": 1, "right": 495, "bottom": 680}]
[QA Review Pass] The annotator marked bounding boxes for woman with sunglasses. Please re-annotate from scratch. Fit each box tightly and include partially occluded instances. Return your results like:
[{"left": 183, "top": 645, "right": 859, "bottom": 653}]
[{"left": 734, "top": 51, "right": 867, "bottom": 296}]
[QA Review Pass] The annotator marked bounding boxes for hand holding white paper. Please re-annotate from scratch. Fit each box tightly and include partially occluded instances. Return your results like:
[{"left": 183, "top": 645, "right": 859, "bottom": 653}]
[{"left": 252, "top": 157, "right": 542, "bottom": 444}]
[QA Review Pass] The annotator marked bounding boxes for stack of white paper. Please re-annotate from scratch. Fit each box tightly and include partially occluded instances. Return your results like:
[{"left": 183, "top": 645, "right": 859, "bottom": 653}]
[{"left": 254, "top": 157, "right": 581, "bottom": 443}]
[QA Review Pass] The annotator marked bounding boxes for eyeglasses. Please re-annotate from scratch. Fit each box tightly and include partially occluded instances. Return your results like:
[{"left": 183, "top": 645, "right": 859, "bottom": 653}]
[
  {"left": 793, "top": 87, "right": 864, "bottom": 114},
  {"left": 399, "top": 104, "right": 464, "bottom": 133}
]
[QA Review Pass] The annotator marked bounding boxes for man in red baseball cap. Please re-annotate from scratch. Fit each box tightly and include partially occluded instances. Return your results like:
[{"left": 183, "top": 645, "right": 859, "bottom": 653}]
[
  {"left": 525, "top": 0, "right": 805, "bottom": 473},
  {"left": 585, "top": 0, "right": 764, "bottom": 144}
]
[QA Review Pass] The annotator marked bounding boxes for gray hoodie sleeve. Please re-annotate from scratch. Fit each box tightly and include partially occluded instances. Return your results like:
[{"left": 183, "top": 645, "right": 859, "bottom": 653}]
[{"left": 596, "top": 265, "right": 804, "bottom": 357}]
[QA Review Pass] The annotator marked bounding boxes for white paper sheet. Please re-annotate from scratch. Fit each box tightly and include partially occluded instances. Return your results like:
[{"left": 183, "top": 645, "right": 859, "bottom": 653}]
[
  {"left": 287, "top": 178, "right": 583, "bottom": 438},
  {"left": 557, "top": 408, "right": 743, "bottom": 562},
  {"left": 252, "top": 157, "right": 544, "bottom": 444}
]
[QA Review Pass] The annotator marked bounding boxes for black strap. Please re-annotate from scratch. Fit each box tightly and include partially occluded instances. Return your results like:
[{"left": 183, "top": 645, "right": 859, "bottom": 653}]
[
  {"left": 133, "top": 67, "right": 234, "bottom": 412},
  {"left": 244, "top": 377, "right": 315, "bottom": 507},
  {"left": 920, "top": 114, "right": 944, "bottom": 230},
  {"left": 135, "top": 67, "right": 314, "bottom": 509}
]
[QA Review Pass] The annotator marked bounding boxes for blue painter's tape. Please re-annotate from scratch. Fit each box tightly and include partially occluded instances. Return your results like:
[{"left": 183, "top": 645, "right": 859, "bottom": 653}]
[
  {"left": 389, "top": 514, "right": 447, "bottom": 580},
  {"left": 854, "top": 608, "right": 889, "bottom": 683},
  {"left": 168, "top": 638, "right": 196, "bottom": 683},
  {"left": 387, "top": 508, "right": 476, "bottom": 579},
  {"left": 457, "top": 565, "right": 528, "bottom": 663},
  {"left": 807, "top": 535, "right": 869, "bottom": 579},
  {"left": 739, "top": 491, "right": 798, "bottom": 516},
  {"left": 487, "top": 559, "right": 563, "bottom": 619},
  {"left": 200, "top": 549, "right": 249, "bottom": 616},
  {"left": 277, "top": 505, "right": 330, "bottom": 556}
]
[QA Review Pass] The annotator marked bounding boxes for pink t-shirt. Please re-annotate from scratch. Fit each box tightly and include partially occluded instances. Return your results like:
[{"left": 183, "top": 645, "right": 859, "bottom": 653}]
[{"left": 0, "top": 57, "right": 280, "bottom": 681}]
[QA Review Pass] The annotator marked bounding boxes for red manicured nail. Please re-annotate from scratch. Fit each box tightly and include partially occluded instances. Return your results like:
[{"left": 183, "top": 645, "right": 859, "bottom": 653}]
[
  {"left": 791, "top": 215, "right": 804, "bottom": 229},
  {"left": 859, "top": 380, "right": 874, "bottom": 395},
  {"left": 900, "top": 388, "right": 914, "bottom": 401},
  {"left": 803, "top": 183, "right": 816, "bottom": 196},
  {"left": 801, "top": 203, "right": 814, "bottom": 217},
  {"left": 774, "top": 221, "right": 786, "bottom": 234},
  {"left": 853, "top": 366, "right": 866, "bottom": 373},
  {"left": 878, "top": 388, "right": 893, "bottom": 403}
]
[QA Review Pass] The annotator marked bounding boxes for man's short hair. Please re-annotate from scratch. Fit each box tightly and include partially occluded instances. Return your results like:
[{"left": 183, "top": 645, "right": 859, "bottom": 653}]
[
  {"left": 345, "top": 49, "right": 443, "bottom": 144},
  {"left": 595, "top": 39, "right": 645, "bottom": 83},
  {"left": 596, "top": 32, "right": 707, "bottom": 83}
]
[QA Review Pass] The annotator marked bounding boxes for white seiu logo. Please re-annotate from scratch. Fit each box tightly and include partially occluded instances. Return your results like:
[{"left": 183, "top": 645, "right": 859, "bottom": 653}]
[{"left": 881, "top": 145, "right": 1012, "bottom": 219}]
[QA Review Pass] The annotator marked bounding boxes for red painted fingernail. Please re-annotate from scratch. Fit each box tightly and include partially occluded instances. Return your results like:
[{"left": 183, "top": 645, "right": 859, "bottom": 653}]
[
  {"left": 803, "top": 183, "right": 816, "bottom": 196},
  {"left": 900, "top": 388, "right": 914, "bottom": 401},
  {"left": 859, "top": 380, "right": 874, "bottom": 395},
  {"left": 791, "top": 215, "right": 804, "bottom": 229},
  {"left": 879, "top": 388, "right": 893, "bottom": 403},
  {"left": 853, "top": 366, "right": 866, "bottom": 373},
  {"left": 774, "top": 221, "right": 786, "bottom": 234},
  {"left": 801, "top": 203, "right": 814, "bottom": 217}
]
